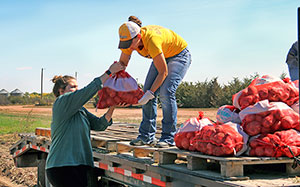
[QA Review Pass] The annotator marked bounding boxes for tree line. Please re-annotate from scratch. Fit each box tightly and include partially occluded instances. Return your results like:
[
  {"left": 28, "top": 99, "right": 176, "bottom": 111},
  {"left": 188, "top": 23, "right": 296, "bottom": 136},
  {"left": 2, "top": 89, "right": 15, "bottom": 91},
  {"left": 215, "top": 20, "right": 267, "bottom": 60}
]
[
  {"left": 0, "top": 92, "right": 56, "bottom": 106},
  {"left": 175, "top": 76, "right": 254, "bottom": 108},
  {"left": 0, "top": 73, "right": 286, "bottom": 108}
]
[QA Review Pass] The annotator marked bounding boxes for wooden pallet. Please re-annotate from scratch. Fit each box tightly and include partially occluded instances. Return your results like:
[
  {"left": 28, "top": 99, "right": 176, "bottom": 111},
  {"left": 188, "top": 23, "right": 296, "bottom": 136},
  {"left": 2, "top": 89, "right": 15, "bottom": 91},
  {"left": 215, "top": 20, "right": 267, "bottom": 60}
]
[
  {"left": 90, "top": 124, "right": 140, "bottom": 151},
  {"left": 158, "top": 147, "right": 300, "bottom": 179},
  {"left": 31, "top": 124, "right": 164, "bottom": 153},
  {"left": 35, "top": 127, "right": 51, "bottom": 138},
  {"left": 90, "top": 135, "right": 126, "bottom": 151},
  {"left": 91, "top": 123, "right": 162, "bottom": 152},
  {"left": 116, "top": 141, "right": 160, "bottom": 162}
]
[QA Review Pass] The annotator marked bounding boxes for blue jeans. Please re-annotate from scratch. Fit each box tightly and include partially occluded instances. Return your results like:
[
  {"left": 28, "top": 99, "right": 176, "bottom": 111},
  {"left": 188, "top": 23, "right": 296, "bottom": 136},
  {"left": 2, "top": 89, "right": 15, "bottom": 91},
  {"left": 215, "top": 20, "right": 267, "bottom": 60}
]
[
  {"left": 287, "top": 62, "right": 299, "bottom": 81},
  {"left": 137, "top": 48, "right": 191, "bottom": 145}
]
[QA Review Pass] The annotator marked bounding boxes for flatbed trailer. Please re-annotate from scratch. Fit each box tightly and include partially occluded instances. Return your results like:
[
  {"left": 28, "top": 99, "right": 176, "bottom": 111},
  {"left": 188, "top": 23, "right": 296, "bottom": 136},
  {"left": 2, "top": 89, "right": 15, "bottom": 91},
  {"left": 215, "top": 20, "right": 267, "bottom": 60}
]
[
  {"left": 8, "top": 5, "right": 300, "bottom": 187},
  {"left": 9, "top": 124, "right": 300, "bottom": 187}
]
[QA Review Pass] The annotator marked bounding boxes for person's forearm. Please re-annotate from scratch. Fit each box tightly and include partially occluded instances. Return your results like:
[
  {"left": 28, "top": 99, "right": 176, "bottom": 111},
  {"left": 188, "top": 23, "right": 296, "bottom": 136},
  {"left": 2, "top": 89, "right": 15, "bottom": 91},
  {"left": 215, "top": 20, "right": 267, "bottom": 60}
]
[
  {"left": 119, "top": 52, "right": 130, "bottom": 67},
  {"left": 151, "top": 53, "right": 168, "bottom": 92},
  {"left": 104, "top": 106, "right": 115, "bottom": 122},
  {"left": 119, "top": 60, "right": 129, "bottom": 67},
  {"left": 150, "top": 72, "right": 168, "bottom": 93}
]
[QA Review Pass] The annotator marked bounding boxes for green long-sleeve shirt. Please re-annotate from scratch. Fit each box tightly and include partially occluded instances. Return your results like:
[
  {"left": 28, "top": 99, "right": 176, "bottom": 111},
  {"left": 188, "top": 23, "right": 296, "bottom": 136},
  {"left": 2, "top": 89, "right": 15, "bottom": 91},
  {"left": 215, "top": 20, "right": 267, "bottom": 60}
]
[{"left": 46, "top": 77, "right": 112, "bottom": 169}]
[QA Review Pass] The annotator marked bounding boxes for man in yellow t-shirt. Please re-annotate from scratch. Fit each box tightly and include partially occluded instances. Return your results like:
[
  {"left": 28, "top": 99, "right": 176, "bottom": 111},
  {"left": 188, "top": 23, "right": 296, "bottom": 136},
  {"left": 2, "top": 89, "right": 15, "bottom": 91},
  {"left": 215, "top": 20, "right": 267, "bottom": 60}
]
[{"left": 118, "top": 16, "right": 191, "bottom": 148}]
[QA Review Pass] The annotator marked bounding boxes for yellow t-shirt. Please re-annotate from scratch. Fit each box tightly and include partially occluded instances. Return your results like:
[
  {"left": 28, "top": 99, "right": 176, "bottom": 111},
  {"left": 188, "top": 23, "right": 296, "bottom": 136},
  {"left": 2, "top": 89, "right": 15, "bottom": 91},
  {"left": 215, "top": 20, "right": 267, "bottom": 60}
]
[{"left": 121, "top": 25, "right": 188, "bottom": 59}]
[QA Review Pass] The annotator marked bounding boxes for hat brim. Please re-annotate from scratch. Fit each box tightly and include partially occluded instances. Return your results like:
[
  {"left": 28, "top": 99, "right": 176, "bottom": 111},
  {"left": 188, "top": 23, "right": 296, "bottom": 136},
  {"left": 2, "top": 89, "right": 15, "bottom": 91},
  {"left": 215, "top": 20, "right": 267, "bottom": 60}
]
[{"left": 118, "top": 39, "right": 133, "bottom": 49}]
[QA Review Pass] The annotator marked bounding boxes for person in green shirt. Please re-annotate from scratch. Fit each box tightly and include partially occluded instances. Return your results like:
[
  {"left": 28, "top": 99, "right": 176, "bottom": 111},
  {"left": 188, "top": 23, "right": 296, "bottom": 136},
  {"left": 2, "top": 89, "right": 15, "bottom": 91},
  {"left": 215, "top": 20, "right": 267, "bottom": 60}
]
[{"left": 46, "top": 62, "right": 124, "bottom": 187}]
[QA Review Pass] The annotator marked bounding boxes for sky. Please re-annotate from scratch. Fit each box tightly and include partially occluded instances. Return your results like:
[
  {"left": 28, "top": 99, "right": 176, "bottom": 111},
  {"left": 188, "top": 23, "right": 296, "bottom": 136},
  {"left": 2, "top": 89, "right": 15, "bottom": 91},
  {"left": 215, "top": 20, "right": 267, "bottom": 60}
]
[{"left": 0, "top": 0, "right": 299, "bottom": 93}]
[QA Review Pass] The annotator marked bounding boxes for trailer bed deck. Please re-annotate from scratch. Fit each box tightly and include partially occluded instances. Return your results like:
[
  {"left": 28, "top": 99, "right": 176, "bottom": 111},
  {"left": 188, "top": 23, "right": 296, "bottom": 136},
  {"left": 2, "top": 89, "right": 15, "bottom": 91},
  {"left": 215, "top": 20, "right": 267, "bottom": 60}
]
[{"left": 9, "top": 124, "right": 300, "bottom": 187}]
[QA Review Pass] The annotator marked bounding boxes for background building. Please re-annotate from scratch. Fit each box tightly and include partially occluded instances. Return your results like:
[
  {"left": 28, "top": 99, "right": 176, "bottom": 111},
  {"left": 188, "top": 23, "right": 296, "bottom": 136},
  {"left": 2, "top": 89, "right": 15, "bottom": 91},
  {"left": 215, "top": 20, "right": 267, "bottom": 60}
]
[
  {"left": 0, "top": 89, "right": 9, "bottom": 97},
  {"left": 10, "top": 89, "right": 24, "bottom": 97}
]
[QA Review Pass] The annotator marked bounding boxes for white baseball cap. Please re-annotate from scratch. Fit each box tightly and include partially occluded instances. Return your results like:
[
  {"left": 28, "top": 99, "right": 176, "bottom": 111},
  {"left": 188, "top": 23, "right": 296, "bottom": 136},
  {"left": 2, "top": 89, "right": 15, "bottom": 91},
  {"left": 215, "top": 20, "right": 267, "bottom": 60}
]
[{"left": 118, "top": 21, "right": 141, "bottom": 49}]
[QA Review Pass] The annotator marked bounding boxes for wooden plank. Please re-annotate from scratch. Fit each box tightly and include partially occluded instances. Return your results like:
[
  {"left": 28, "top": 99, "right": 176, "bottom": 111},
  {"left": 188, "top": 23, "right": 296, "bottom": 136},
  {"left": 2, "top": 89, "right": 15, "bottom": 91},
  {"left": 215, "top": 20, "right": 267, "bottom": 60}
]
[
  {"left": 116, "top": 141, "right": 160, "bottom": 162},
  {"left": 94, "top": 124, "right": 139, "bottom": 133},
  {"left": 104, "top": 127, "right": 162, "bottom": 135},
  {"left": 91, "top": 130, "right": 139, "bottom": 140},
  {"left": 116, "top": 142, "right": 133, "bottom": 154},
  {"left": 220, "top": 161, "right": 243, "bottom": 177},
  {"left": 92, "top": 133, "right": 135, "bottom": 140},
  {"left": 101, "top": 130, "right": 138, "bottom": 137},
  {"left": 90, "top": 135, "right": 120, "bottom": 151},
  {"left": 107, "top": 123, "right": 162, "bottom": 131},
  {"left": 91, "top": 139, "right": 109, "bottom": 148},
  {"left": 91, "top": 123, "right": 162, "bottom": 139},
  {"left": 159, "top": 151, "right": 177, "bottom": 165},
  {"left": 35, "top": 127, "right": 51, "bottom": 137},
  {"left": 186, "top": 156, "right": 208, "bottom": 170},
  {"left": 134, "top": 147, "right": 153, "bottom": 157},
  {"left": 92, "top": 129, "right": 135, "bottom": 134},
  {"left": 105, "top": 126, "right": 139, "bottom": 132},
  {"left": 91, "top": 135, "right": 121, "bottom": 141}
]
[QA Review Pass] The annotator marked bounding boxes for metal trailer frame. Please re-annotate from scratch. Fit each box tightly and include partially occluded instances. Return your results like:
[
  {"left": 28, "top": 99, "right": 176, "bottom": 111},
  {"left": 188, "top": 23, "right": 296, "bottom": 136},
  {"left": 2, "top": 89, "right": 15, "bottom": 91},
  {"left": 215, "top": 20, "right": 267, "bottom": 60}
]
[
  {"left": 10, "top": 127, "right": 300, "bottom": 187},
  {"left": 9, "top": 134, "right": 239, "bottom": 187}
]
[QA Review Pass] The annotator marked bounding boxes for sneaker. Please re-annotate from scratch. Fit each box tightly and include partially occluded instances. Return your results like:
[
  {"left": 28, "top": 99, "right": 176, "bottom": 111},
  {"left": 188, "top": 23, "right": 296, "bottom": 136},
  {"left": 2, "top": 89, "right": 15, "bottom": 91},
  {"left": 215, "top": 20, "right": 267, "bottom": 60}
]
[
  {"left": 130, "top": 138, "right": 146, "bottom": 146},
  {"left": 130, "top": 138, "right": 157, "bottom": 146},
  {"left": 155, "top": 142, "right": 174, "bottom": 148}
]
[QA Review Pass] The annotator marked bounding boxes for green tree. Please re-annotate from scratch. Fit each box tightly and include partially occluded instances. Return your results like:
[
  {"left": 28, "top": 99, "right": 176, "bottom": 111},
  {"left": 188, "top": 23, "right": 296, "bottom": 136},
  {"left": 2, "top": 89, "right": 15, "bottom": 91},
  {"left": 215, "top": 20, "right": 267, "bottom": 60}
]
[{"left": 206, "top": 77, "right": 222, "bottom": 108}]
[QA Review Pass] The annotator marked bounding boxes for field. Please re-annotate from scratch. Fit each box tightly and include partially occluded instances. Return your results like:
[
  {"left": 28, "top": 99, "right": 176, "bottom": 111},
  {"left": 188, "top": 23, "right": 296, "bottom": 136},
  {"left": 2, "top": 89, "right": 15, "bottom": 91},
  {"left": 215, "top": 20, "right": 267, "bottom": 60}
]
[
  {"left": 0, "top": 105, "right": 217, "bottom": 134},
  {"left": 0, "top": 105, "right": 217, "bottom": 186}
]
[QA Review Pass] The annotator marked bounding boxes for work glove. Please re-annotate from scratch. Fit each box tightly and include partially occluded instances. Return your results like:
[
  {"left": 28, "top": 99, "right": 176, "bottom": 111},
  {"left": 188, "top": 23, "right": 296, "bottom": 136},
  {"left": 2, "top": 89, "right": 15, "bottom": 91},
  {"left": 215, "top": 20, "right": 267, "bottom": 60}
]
[{"left": 137, "top": 90, "right": 155, "bottom": 105}]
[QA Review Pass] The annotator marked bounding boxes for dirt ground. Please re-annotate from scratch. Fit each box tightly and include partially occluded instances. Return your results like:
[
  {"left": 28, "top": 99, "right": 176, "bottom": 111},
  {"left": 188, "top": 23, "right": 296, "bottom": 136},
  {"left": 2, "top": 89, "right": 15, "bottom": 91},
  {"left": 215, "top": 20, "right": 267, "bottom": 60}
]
[
  {"left": 0, "top": 105, "right": 216, "bottom": 187},
  {"left": 0, "top": 134, "right": 36, "bottom": 187},
  {"left": 0, "top": 105, "right": 217, "bottom": 123}
]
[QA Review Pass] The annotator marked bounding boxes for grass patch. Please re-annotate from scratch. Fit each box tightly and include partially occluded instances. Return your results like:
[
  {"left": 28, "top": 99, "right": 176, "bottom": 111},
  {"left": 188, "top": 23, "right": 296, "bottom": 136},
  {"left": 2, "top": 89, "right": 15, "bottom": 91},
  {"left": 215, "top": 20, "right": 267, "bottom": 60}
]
[{"left": 0, "top": 111, "right": 51, "bottom": 134}]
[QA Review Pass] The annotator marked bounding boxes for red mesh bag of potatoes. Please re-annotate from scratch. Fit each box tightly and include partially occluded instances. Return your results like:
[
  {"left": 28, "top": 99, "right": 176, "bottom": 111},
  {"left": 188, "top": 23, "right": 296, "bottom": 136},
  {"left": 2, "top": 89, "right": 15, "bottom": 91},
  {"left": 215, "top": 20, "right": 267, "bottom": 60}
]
[
  {"left": 174, "top": 112, "right": 214, "bottom": 151},
  {"left": 190, "top": 122, "right": 248, "bottom": 156},
  {"left": 248, "top": 129, "right": 300, "bottom": 158},
  {"left": 96, "top": 70, "right": 144, "bottom": 109},
  {"left": 232, "top": 75, "right": 299, "bottom": 110},
  {"left": 239, "top": 100, "right": 300, "bottom": 136}
]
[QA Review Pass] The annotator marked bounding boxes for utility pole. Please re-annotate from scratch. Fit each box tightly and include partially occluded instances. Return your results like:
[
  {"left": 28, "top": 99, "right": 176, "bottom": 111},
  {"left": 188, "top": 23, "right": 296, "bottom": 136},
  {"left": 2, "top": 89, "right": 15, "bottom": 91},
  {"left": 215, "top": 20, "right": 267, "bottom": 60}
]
[
  {"left": 75, "top": 72, "right": 78, "bottom": 80},
  {"left": 41, "top": 68, "right": 44, "bottom": 100}
]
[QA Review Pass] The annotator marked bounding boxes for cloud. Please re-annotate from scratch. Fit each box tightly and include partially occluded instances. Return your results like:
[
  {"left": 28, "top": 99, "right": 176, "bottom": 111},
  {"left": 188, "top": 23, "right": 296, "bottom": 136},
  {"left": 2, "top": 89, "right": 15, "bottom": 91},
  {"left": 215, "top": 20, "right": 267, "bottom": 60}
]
[{"left": 16, "top": 67, "right": 32, "bottom": 71}]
